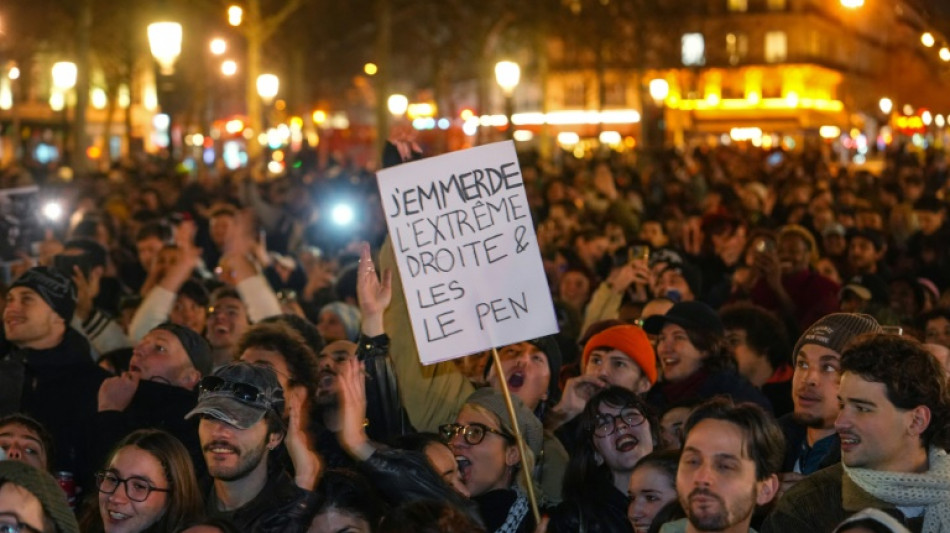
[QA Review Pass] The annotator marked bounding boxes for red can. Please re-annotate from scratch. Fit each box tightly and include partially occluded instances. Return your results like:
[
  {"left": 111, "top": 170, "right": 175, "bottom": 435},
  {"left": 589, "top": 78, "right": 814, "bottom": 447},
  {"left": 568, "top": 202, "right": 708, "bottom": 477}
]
[{"left": 55, "top": 471, "right": 76, "bottom": 509}]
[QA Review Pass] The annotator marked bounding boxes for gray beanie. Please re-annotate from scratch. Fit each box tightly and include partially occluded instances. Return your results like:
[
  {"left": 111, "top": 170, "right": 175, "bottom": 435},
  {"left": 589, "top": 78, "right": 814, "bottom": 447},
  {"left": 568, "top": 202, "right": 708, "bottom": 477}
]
[
  {"left": 464, "top": 387, "right": 544, "bottom": 458},
  {"left": 792, "top": 313, "right": 883, "bottom": 358},
  {"left": 0, "top": 460, "right": 80, "bottom": 533}
]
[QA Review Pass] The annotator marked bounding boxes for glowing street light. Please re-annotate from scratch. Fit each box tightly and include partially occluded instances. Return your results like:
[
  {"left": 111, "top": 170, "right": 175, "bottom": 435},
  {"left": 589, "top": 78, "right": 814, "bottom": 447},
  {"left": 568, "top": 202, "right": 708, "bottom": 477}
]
[
  {"left": 221, "top": 60, "right": 238, "bottom": 77},
  {"left": 147, "top": 22, "right": 183, "bottom": 75},
  {"left": 879, "top": 97, "right": 893, "bottom": 115},
  {"left": 51, "top": 62, "right": 77, "bottom": 91},
  {"left": 494, "top": 61, "right": 521, "bottom": 95},
  {"left": 228, "top": 5, "right": 243, "bottom": 26},
  {"left": 941, "top": 47, "right": 950, "bottom": 62},
  {"left": 210, "top": 38, "right": 227, "bottom": 56},
  {"left": 256, "top": 74, "right": 279, "bottom": 104},
  {"left": 922, "top": 32, "right": 936, "bottom": 48},
  {"left": 649, "top": 79, "right": 670, "bottom": 102},
  {"left": 364, "top": 63, "right": 378, "bottom": 76},
  {"left": 387, "top": 94, "right": 409, "bottom": 116},
  {"left": 840, "top": 0, "right": 864, "bottom": 8},
  {"left": 8, "top": 66, "right": 19, "bottom": 80}
]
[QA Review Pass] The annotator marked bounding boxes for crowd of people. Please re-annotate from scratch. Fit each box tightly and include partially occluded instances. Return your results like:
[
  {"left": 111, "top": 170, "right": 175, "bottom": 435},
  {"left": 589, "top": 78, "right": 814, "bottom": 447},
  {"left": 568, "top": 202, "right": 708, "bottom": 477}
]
[{"left": 0, "top": 138, "right": 948, "bottom": 533}]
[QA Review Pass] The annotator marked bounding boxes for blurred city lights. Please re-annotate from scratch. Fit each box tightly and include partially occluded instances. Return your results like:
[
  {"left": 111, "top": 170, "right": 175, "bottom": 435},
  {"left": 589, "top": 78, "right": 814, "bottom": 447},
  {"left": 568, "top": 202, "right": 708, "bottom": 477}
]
[
  {"left": 903, "top": 104, "right": 915, "bottom": 115},
  {"left": 118, "top": 84, "right": 130, "bottom": 108},
  {"left": 225, "top": 119, "right": 244, "bottom": 134},
  {"left": 840, "top": 0, "right": 864, "bottom": 7},
  {"left": 460, "top": 108, "right": 475, "bottom": 120},
  {"left": 228, "top": 5, "right": 243, "bottom": 26},
  {"left": 86, "top": 146, "right": 102, "bottom": 159},
  {"left": 49, "top": 91, "right": 65, "bottom": 111},
  {"left": 649, "top": 79, "right": 670, "bottom": 101},
  {"left": 513, "top": 130, "right": 534, "bottom": 142},
  {"left": 922, "top": 32, "right": 936, "bottom": 47},
  {"left": 819, "top": 125, "right": 841, "bottom": 139},
  {"left": 922, "top": 110, "right": 933, "bottom": 125},
  {"left": 221, "top": 60, "right": 238, "bottom": 76},
  {"left": 941, "top": 47, "right": 950, "bottom": 61},
  {"left": 256, "top": 74, "right": 279, "bottom": 102},
  {"left": 407, "top": 102, "right": 436, "bottom": 118},
  {"left": 937, "top": 115, "right": 946, "bottom": 128},
  {"left": 331, "top": 204, "right": 355, "bottom": 226},
  {"left": 91, "top": 88, "right": 107, "bottom": 109},
  {"left": 289, "top": 116, "right": 304, "bottom": 129},
  {"left": 494, "top": 61, "right": 521, "bottom": 94},
  {"left": 557, "top": 132, "right": 580, "bottom": 146},
  {"left": 364, "top": 63, "right": 378, "bottom": 76},
  {"left": 51, "top": 62, "right": 77, "bottom": 90},
  {"left": 8, "top": 66, "right": 19, "bottom": 80},
  {"left": 0, "top": 79, "right": 11, "bottom": 110},
  {"left": 312, "top": 110, "right": 327, "bottom": 124},
  {"left": 147, "top": 22, "right": 183, "bottom": 75},
  {"left": 387, "top": 94, "right": 408, "bottom": 116},
  {"left": 153, "top": 114, "right": 171, "bottom": 130},
  {"left": 42, "top": 201, "right": 63, "bottom": 221},
  {"left": 879, "top": 97, "right": 893, "bottom": 115},
  {"left": 599, "top": 130, "right": 622, "bottom": 145},
  {"left": 210, "top": 38, "right": 227, "bottom": 56}
]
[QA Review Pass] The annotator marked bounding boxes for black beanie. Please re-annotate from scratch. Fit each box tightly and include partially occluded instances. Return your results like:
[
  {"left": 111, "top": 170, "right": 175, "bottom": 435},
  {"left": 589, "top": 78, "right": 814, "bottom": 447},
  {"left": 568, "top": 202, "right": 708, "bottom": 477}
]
[
  {"left": 154, "top": 322, "right": 213, "bottom": 376},
  {"left": 10, "top": 266, "right": 77, "bottom": 322}
]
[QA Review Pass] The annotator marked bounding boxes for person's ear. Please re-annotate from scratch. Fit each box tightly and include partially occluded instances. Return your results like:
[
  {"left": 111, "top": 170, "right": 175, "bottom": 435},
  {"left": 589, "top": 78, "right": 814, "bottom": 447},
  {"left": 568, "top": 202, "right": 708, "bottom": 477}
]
[
  {"left": 267, "top": 430, "right": 284, "bottom": 450},
  {"left": 755, "top": 474, "right": 780, "bottom": 506},
  {"left": 908, "top": 405, "right": 932, "bottom": 438},
  {"left": 505, "top": 444, "right": 521, "bottom": 468},
  {"left": 181, "top": 368, "right": 201, "bottom": 390},
  {"left": 635, "top": 376, "right": 651, "bottom": 395}
]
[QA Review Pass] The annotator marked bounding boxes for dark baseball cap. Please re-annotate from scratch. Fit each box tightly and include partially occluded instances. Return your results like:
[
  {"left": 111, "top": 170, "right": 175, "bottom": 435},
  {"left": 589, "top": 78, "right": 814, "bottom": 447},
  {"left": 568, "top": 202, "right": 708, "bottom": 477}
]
[
  {"left": 185, "top": 362, "right": 285, "bottom": 430},
  {"left": 643, "top": 301, "right": 724, "bottom": 336}
]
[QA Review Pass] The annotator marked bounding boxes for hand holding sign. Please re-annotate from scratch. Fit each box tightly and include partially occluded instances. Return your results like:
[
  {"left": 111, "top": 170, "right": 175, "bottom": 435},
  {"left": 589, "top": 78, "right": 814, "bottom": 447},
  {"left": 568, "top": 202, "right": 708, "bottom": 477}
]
[{"left": 357, "top": 242, "right": 392, "bottom": 337}]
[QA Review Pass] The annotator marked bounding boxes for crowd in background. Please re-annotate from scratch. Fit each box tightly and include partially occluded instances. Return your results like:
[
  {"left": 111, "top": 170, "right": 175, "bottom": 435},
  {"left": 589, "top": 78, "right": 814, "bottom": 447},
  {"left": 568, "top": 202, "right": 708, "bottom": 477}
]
[{"left": 0, "top": 137, "right": 948, "bottom": 533}]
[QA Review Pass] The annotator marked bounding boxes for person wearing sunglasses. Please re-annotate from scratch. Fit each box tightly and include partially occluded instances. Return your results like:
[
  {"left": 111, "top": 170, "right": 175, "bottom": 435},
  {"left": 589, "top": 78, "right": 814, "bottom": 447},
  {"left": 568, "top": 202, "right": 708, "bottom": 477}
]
[
  {"left": 83, "top": 429, "right": 201, "bottom": 533},
  {"left": 184, "top": 362, "right": 317, "bottom": 532},
  {"left": 548, "top": 387, "right": 657, "bottom": 533},
  {"left": 0, "top": 460, "right": 79, "bottom": 533}
]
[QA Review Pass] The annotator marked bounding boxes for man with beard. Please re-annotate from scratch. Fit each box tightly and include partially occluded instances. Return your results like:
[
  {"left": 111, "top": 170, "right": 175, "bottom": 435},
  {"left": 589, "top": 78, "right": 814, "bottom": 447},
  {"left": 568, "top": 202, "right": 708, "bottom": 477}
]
[
  {"left": 776, "top": 313, "right": 881, "bottom": 497},
  {"left": 186, "top": 362, "right": 316, "bottom": 532},
  {"left": 762, "top": 334, "right": 950, "bottom": 533},
  {"left": 660, "top": 397, "right": 784, "bottom": 533}
]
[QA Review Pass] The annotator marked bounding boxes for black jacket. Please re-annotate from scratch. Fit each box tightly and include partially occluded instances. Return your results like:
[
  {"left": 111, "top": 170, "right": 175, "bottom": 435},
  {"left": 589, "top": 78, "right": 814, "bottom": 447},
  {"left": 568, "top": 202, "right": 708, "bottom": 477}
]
[
  {"left": 0, "top": 328, "right": 108, "bottom": 485},
  {"left": 777, "top": 413, "right": 840, "bottom": 474},
  {"left": 205, "top": 469, "right": 317, "bottom": 533},
  {"left": 547, "top": 482, "right": 634, "bottom": 533}
]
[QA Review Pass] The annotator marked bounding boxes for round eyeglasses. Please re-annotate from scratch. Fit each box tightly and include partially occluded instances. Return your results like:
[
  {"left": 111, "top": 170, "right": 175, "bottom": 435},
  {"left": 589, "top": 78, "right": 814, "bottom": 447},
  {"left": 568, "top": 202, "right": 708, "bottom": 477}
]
[
  {"left": 439, "top": 423, "right": 514, "bottom": 445},
  {"left": 593, "top": 407, "right": 646, "bottom": 437},
  {"left": 0, "top": 512, "right": 42, "bottom": 533},
  {"left": 95, "top": 471, "right": 170, "bottom": 502}
]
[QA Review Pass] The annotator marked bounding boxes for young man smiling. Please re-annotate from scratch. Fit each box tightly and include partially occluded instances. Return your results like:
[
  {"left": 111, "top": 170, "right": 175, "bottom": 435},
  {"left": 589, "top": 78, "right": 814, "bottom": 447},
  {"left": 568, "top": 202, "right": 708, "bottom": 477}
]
[{"left": 762, "top": 334, "right": 950, "bottom": 533}]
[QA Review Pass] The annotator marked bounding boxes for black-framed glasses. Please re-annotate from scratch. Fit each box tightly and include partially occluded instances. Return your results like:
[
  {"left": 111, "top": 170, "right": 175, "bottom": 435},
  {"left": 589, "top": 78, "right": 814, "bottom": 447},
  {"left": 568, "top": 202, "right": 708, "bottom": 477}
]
[
  {"left": 439, "top": 423, "right": 514, "bottom": 445},
  {"left": 198, "top": 376, "right": 283, "bottom": 407},
  {"left": 0, "top": 512, "right": 42, "bottom": 533},
  {"left": 593, "top": 407, "right": 646, "bottom": 437},
  {"left": 94, "top": 471, "right": 170, "bottom": 502}
]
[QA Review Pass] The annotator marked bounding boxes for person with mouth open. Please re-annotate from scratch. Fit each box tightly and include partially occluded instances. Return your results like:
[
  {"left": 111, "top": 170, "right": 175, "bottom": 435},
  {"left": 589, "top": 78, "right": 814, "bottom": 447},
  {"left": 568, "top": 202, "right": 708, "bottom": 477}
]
[
  {"left": 660, "top": 397, "right": 784, "bottom": 533},
  {"left": 89, "top": 428, "right": 202, "bottom": 533},
  {"left": 762, "top": 333, "right": 950, "bottom": 533},
  {"left": 643, "top": 301, "right": 771, "bottom": 414},
  {"left": 547, "top": 387, "right": 658, "bottom": 533}
]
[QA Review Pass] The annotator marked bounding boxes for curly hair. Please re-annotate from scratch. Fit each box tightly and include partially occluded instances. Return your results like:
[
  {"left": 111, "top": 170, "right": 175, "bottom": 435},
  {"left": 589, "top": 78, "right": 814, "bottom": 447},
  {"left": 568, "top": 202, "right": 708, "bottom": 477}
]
[
  {"left": 237, "top": 322, "right": 321, "bottom": 401},
  {"left": 841, "top": 334, "right": 950, "bottom": 450},
  {"left": 719, "top": 303, "right": 791, "bottom": 370}
]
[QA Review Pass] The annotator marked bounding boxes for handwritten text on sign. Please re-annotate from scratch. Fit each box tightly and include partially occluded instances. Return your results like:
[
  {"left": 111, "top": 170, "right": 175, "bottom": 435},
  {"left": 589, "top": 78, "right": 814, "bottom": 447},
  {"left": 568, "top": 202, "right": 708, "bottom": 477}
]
[{"left": 377, "top": 141, "right": 558, "bottom": 365}]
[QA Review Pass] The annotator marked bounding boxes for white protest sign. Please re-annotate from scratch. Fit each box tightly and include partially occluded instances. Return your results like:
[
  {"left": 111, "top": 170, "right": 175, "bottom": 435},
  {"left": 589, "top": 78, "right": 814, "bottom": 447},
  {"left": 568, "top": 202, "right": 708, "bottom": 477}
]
[{"left": 377, "top": 141, "right": 558, "bottom": 365}]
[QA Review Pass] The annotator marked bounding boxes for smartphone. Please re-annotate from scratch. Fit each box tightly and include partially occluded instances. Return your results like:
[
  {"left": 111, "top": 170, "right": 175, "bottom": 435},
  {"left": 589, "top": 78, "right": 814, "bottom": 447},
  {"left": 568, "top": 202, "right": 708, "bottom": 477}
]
[
  {"left": 53, "top": 253, "right": 92, "bottom": 278},
  {"left": 755, "top": 239, "right": 776, "bottom": 254},
  {"left": 629, "top": 245, "right": 651, "bottom": 264}
]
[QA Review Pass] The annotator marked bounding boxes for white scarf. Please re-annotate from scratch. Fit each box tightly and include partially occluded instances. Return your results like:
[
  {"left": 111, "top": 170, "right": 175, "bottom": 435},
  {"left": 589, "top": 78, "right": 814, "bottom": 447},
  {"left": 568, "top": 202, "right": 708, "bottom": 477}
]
[{"left": 843, "top": 447, "right": 950, "bottom": 533}]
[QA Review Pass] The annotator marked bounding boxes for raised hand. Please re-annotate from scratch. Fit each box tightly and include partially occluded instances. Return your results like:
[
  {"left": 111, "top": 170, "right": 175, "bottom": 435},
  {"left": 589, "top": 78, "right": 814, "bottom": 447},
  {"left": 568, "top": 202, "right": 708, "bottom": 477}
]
[
  {"left": 98, "top": 372, "right": 140, "bottom": 412},
  {"left": 356, "top": 242, "right": 391, "bottom": 336},
  {"left": 285, "top": 386, "right": 322, "bottom": 490},
  {"left": 337, "top": 358, "right": 373, "bottom": 461}
]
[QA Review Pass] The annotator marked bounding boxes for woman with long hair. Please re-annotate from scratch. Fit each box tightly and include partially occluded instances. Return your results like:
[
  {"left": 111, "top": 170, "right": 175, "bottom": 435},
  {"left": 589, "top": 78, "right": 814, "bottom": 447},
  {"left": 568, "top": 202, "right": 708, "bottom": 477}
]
[
  {"left": 83, "top": 429, "right": 202, "bottom": 533},
  {"left": 627, "top": 450, "right": 681, "bottom": 533},
  {"left": 548, "top": 387, "right": 658, "bottom": 533}
]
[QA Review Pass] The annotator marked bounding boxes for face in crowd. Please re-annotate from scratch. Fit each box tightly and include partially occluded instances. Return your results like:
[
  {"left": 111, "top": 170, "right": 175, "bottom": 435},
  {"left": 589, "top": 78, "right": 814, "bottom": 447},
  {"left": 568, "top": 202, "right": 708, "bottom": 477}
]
[
  {"left": 422, "top": 440, "right": 469, "bottom": 498},
  {"left": 316, "top": 310, "right": 349, "bottom": 344},
  {"left": 925, "top": 315, "right": 950, "bottom": 349},
  {"left": 207, "top": 296, "right": 250, "bottom": 351},
  {"left": 0, "top": 420, "right": 48, "bottom": 471},
  {"left": 3, "top": 287, "right": 65, "bottom": 350},
  {"left": 130, "top": 329, "right": 200, "bottom": 389},
  {"left": 791, "top": 343, "right": 841, "bottom": 431},
  {"left": 655, "top": 324, "right": 705, "bottom": 383},
  {"left": 444, "top": 405, "right": 519, "bottom": 498},
  {"left": 591, "top": 401, "right": 654, "bottom": 479},
  {"left": 199, "top": 416, "right": 282, "bottom": 484},
  {"left": 0, "top": 481, "right": 46, "bottom": 533},
  {"left": 98, "top": 445, "right": 170, "bottom": 533},
  {"left": 677, "top": 419, "right": 776, "bottom": 532},
  {"left": 628, "top": 462, "right": 677, "bottom": 533},
  {"left": 312, "top": 340, "right": 358, "bottom": 407},
  {"left": 584, "top": 348, "right": 650, "bottom": 394},
  {"left": 170, "top": 295, "right": 207, "bottom": 336},
  {"left": 486, "top": 342, "right": 551, "bottom": 410}
]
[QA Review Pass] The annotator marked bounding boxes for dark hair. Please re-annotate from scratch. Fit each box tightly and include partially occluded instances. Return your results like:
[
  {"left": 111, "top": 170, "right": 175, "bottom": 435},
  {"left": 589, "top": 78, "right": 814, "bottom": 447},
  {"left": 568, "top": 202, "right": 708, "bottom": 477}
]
[
  {"left": 682, "top": 397, "right": 785, "bottom": 481},
  {"left": 175, "top": 518, "right": 242, "bottom": 533},
  {"left": 632, "top": 449, "right": 680, "bottom": 482},
  {"left": 841, "top": 334, "right": 950, "bottom": 449},
  {"left": 719, "top": 303, "right": 791, "bottom": 370},
  {"left": 0, "top": 414, "right": 54, "bottom": 470},
  {"left": 390, "top": 432, "right": 445, "bottom": 453},
  {"left": 378, "top": 500, "right": 486, "bottom": 533},
  {"left": 210, "top": 286, "right": 243, "bottom": 307},
  {"left": 101, "top": 429, "right": 202, "bottom": 533},
  {"left": 311, "top": 469, "right": 386, "bottom": 530},
  {"left": 237, "top": 322, "right": 321, "bottom": 401},
  {"left": 260, "top": 314, "right": 326, "bottom": 355},
  {"left": 917, "top": 308, "right": 950, "bottom": 335},
  {"left": 63, "top": 239, "right": 108, "bottom": 268},
  {"left": 563, "top": 387, "right": 658, "bottom": 504},
  {"left": 684, "top": 326, "right": 736, "bottom": 374}
]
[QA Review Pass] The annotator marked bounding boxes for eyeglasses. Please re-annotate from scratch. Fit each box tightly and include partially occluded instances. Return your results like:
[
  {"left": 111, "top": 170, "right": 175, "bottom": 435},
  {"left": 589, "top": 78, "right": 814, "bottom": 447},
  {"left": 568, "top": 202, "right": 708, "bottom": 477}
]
[
  {"left": 94, "top": 471, "right": 170, "bottom": 502},
  {"left": 438, "top": 423, "right": 514, "bottom": 446},
  {"left": 593, "top": 407, "right": 646, "bottom": 437},
  {"left": 0, "top": 513, "right": 42, "bottom": 533},
  {"left": 198, "top": 376, "right": 283, "bottom": 407}
]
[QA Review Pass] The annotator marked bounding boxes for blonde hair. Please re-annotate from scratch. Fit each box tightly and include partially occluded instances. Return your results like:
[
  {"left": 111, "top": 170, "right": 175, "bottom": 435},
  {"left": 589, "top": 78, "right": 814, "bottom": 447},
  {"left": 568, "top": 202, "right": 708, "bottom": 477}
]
[{"left": 464, "top": 403, "right": 537, "bottom": 493}]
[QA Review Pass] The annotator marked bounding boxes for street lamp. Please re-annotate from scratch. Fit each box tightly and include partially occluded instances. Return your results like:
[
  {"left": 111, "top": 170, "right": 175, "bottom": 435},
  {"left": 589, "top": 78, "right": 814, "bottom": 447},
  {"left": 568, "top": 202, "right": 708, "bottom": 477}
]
[
  {"left": 387, "top": 94, "right": 409, "bottom": 116},
  {"left": 221, "top": 60, "right": 238, "bottom": 77},
  {"left": 649, "top": 79, "right": 670, "bottom": 102},
  {"left": 210, "top": 38, "right": 227, "bottom": 56},
  {"left": 228, "top": 5, "right": 243, "bottom": 26},
  {"left": 256, "top": 74, "right": 279, "bottom": 104},
  {"left": 51, "top": 62, "right": 78, "bottom": 92},
  {"left": 647, "top": 78, "right": 670, "bottom": 150},
  {"left": 147, "top": 22, "right": 183, "bottom": 75},
  {"left": 922, "top": 32, "right": 936, "bottom": 48},
  {"left": 879, "top": 97, "right": 893, "bottom": 115},
  {"left": 494, "top": 60, "right": 520, "bottom": 140},
  {"left": 840, "top": 0, "right": 864, "bottom": 8}
]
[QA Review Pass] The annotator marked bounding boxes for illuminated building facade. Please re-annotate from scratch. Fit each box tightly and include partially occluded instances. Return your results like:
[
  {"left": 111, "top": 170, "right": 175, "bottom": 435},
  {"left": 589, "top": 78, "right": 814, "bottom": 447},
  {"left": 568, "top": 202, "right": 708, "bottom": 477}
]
[{"left": 544, "top": 0, "right": 950, "bottom": 149}]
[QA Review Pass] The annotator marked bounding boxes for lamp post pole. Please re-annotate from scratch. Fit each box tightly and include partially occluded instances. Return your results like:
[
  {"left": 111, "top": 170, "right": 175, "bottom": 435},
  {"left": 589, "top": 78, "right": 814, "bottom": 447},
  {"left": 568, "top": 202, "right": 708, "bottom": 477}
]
[
  {"left": 494, "top": 61, "right": 520, "bottom": 141},
  {"left": 148, "top": 21, "right": 183, "bottom": 159}
]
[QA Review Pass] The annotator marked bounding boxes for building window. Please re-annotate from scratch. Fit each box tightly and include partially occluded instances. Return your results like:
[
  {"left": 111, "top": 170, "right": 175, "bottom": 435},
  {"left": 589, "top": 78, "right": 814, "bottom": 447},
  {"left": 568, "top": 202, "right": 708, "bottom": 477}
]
[
  {"left": 682, "top": 33, "right": 706, "bottom": 66},
  {"left": 728, "top": 0, "right": 748, "bottom": 12},
  {"left": 726, "top": 32, "right": 748, "bottom": 65},
  {"left": 767, "top": 0, "right": 787, "bottom": 10},
  {"left": 565, "top": 80, "right": 586, "bottom": 107},
  {"left": 765, "top": 31, "right": 787, "bottom": 63}
]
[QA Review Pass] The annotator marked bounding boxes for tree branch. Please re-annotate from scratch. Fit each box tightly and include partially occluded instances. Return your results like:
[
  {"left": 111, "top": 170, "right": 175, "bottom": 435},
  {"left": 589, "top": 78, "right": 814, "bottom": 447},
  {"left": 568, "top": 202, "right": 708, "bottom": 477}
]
[{"left": 261, "top": 0, "right": 306, "bottom": 42}]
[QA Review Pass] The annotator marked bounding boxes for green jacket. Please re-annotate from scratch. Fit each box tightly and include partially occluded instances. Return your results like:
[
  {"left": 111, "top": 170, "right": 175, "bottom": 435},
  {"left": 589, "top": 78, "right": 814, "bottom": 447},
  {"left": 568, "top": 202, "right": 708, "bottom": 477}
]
[{"left": 380, "top": 238, "right": 568, "bottom": 504}]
